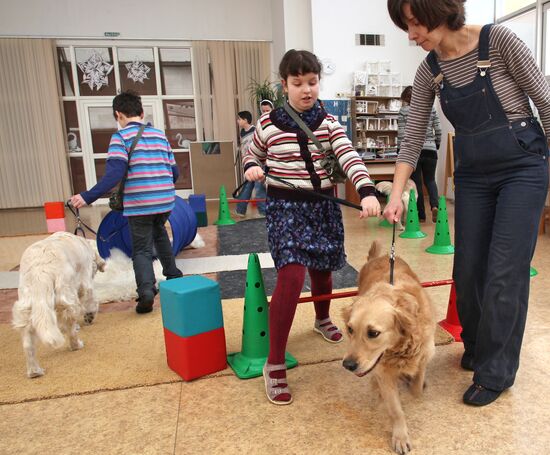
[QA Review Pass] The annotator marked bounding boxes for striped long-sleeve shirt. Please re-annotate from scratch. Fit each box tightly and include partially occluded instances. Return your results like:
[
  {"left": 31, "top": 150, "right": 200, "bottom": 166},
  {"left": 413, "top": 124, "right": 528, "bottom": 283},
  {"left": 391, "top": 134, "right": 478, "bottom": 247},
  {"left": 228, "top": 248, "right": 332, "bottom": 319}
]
[
  {"left": 243, "top": 110, "right": 375, "bottom": 200},
  {"left": 107, "top": 122, "right": 177, "bottom": 216},
  {"left": 398, "top": 24, "right": 550, "bottom": 168},
  {"left": 397, "top": 105, "right": 441, "bottom": 152}
]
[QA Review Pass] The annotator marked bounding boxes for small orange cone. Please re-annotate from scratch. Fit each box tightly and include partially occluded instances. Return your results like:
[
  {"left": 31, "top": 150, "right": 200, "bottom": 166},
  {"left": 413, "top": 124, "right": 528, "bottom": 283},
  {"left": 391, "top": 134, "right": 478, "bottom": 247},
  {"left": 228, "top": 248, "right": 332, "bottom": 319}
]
[{"left": 438, "top": 282, "right": 462, "bottom": 342}]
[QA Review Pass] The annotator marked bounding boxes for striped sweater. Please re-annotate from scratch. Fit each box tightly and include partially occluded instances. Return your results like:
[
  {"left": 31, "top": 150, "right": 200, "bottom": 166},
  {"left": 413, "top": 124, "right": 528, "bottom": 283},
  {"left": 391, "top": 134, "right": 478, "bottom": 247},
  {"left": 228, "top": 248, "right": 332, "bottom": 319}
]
[
  {"left": 398, "top": 24, "right": 550, "bottom": 168},
  {"left": 108, "top": 123, "right": 177, "bottom": 216},
  {"left": 243, "top": 108, "right": 375, "bottom": 200},
  {"left": 397, "top": 105, "right": 441, "bottom": 152}
]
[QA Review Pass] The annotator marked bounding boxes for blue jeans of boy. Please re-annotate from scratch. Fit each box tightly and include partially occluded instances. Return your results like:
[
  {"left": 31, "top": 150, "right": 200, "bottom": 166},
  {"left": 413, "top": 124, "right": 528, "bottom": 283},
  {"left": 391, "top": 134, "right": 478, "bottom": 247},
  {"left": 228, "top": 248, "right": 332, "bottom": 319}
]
[{"left": 236, "top": 181, "right": 266, "bottom": 215}]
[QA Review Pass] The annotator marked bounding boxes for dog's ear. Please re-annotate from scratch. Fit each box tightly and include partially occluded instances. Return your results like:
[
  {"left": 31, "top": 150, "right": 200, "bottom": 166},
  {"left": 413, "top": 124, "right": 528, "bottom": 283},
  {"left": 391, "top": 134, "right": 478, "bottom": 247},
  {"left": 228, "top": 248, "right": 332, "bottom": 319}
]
[
  {"left": 341, "top": 304, "right": 352, "bottom": 324},
  {"left": 393, "top": 292, "right": 418, "bottom": 337},
  {"left": 95, "top": 252, "right": 106, "bottom": 273}
]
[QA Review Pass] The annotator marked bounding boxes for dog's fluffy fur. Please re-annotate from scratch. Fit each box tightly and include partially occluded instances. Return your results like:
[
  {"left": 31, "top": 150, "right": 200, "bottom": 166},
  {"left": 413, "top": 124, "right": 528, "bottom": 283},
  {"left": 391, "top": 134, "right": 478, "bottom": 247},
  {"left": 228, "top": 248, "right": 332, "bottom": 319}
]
[
  {"left": 375, "top": 180, "right": 418, "bottom": 230},
  {"left": 342, "top": 241, "right": 435, "bottom": 454},
  {"left": 12, "top": 232, "right": 105, "bottom": 378}
]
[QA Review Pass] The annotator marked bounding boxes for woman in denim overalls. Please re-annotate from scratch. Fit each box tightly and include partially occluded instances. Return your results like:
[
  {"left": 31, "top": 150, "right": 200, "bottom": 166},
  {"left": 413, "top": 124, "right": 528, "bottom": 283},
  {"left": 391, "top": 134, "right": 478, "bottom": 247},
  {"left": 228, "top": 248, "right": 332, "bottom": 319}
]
[{"left": 386, "top": 0, "right": 549, "bottom": 406}]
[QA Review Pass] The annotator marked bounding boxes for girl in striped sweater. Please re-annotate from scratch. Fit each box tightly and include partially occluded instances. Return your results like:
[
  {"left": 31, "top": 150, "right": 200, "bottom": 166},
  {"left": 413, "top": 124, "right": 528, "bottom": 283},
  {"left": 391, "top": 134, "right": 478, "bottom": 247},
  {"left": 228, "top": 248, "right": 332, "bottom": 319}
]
[
  {"left": 243, "top": 49, "right": 380, "bottom": 405},
  {"left": 386, "top": 0, "right": 549, "bottom": 406}
]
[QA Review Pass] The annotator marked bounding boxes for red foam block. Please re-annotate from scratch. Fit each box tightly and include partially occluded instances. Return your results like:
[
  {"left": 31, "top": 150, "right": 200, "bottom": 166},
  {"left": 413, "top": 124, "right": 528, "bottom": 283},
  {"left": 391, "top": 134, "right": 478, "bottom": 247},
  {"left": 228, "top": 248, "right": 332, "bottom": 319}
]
[
  {"left": 44, "top": 201, "right": 65, "bottom": 219},
  {"left": 163, "top": 326, "right": 227, "bottom": 381}
]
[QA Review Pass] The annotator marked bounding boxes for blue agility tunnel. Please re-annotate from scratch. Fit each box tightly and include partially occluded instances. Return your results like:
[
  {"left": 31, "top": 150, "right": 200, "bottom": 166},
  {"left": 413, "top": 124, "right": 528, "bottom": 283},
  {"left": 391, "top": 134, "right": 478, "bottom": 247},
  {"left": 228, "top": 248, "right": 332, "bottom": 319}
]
[{"left": 96, "top": 196, "right": 198, "bottom": 259}]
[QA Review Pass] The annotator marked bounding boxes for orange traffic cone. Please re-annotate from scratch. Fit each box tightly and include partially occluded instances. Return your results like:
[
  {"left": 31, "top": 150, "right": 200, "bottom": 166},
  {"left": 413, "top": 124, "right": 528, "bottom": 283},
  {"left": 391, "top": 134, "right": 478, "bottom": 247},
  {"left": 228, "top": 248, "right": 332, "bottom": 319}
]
[{"left": 438, "top": 281, "right": 462, "bottom": 342}]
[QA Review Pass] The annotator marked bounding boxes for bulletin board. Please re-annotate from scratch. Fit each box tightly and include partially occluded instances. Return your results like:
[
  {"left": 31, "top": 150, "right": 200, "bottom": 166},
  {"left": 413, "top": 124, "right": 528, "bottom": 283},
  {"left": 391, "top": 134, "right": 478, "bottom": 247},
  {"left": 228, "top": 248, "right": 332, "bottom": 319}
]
[{"left": 190, "top": 141, "right": 237, "bottom": 198}]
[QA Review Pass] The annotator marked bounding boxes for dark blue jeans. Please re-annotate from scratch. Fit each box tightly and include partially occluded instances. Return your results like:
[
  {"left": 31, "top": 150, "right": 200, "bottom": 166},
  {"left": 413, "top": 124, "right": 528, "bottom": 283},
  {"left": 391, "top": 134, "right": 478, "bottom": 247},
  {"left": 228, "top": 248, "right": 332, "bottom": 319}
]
[
  {"left": 410, "top": 149, "right": 439, "bottom": 219},
  {"left": 453, "top": 121, "right": 548, "bottom": 390},
  {"left": 236, "top": 181, "right": 266, "bottom": 215},
  {"left": 127, "top": 212, "right": 183, "bottom": 300}
]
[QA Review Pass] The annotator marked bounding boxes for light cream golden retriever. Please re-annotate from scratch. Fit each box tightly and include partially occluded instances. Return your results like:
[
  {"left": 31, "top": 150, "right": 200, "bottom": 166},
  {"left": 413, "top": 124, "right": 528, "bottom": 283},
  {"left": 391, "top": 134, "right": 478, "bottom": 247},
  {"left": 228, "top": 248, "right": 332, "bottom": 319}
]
[
  {"left": 12, "top": 232, "right": 105, "bottom": 378},
  {"left": 375, "top": 180, "right": 418, "bottom": 230},
  {"left": 342, "top": 241, "right": 435, "bottom": 454}
]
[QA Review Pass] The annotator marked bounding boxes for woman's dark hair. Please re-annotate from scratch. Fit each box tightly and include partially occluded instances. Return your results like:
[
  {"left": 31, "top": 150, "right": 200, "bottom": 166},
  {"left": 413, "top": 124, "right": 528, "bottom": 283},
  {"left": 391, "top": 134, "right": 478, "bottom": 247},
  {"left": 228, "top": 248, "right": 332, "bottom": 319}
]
[
  {"left": 112, "top": 90, "right": 144, "bottom": 118},
  {"left": 237, "top": 110, "right": 253, "bottom": 124},
  {"left": 279, "top": 49, "right": 322, "bottom": 80},
  {"left": 401, "top": 86, "right": 413, "bottom": 104},
  {"left": 388, "top": 0, "right": 466, "bottom": 32}
]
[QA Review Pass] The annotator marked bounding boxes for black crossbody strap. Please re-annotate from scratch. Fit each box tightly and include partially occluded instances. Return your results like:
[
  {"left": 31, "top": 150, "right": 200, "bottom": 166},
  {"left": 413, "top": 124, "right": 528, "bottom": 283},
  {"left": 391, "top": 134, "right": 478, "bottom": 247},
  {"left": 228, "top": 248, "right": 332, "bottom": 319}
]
[
  {"left": 116, "top": 124, "right": 146, "bottom": 198},
  {"left": 283, "top": 102, "right": 325, "bottom": 152}
]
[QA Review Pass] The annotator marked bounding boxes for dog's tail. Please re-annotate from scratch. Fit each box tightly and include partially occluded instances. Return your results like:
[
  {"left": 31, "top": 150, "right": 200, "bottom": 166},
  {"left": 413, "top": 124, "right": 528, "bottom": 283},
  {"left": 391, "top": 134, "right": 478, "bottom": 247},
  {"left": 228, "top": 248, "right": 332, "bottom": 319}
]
[
  {"left": 14, "top": 275, "right": 65, "bottom": 349},
  {"left": 368, "top": 240, "right": 384, "bottom": 261}
]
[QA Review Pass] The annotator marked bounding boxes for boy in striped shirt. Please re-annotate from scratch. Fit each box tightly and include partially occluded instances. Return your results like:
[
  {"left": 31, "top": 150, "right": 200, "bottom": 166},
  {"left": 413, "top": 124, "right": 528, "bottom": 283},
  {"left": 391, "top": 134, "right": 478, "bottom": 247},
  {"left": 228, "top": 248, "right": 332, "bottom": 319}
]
[{"left": 70, "top": 91, "right": 182, "bottom": 314}]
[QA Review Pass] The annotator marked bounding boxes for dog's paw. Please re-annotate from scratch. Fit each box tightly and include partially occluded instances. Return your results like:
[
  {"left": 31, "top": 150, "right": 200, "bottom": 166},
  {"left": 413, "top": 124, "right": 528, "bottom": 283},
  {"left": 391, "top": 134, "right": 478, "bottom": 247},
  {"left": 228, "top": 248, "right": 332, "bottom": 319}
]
[
  {"left": 27, "top": 366, "right": 45, "bottom": 378},
  {"left": 70, "top": 339, "right": 84, "bottom": 351},
  {"left": 83, "top": 312, "right": 95, "bottom": 325},
  {"left": 392, "top": 430, "right": 412, "bottom": 454}
]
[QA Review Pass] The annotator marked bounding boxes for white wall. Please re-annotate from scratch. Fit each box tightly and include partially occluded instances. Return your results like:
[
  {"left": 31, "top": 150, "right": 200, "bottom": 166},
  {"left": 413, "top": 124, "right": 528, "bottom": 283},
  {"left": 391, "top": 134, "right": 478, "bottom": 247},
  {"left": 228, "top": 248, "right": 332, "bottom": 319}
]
[
  {"left": 311, "top": 0, "right": 426, "bottom": 99},
  {"left": 0, "top": 0, "right": 273, "bottom": 41},
  {"left": 466, "top": 0, "right": 495, "bottom": 24}
]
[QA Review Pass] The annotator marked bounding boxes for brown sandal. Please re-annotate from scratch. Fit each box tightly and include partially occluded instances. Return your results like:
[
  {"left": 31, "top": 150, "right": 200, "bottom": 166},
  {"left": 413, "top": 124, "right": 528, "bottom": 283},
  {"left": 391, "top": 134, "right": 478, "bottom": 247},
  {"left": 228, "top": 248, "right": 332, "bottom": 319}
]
[
  {"left": 263, "top": 363, "right": 293, "bottom": 405},
  {"left": 313, "top": 318, "right": 343, "bottom": 343}
]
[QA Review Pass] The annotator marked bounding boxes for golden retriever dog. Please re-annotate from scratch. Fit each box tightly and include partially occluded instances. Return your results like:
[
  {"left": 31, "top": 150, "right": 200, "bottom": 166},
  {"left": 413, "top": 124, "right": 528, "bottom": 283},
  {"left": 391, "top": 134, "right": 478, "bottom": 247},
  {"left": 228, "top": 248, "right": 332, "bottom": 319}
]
[
  {"left": 375, "top": 180, "right": 418, "bottom": 230},
  {"left": 342, "top": 241, "right": 435, "bottom": 454},
  {"left": 12, "top": 232, "right": 105, "bottom": 378}
]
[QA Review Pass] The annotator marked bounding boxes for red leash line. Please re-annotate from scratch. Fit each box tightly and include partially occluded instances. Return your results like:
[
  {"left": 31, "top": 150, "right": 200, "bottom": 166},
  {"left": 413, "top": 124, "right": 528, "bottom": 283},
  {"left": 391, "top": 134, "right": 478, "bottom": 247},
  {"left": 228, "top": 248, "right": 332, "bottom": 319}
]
[
  {"left": 226, "top": 198, "right": 267, "bottom": 204},
  {"left": 295, "top": 279, "right": 454, "bottom": 303}
]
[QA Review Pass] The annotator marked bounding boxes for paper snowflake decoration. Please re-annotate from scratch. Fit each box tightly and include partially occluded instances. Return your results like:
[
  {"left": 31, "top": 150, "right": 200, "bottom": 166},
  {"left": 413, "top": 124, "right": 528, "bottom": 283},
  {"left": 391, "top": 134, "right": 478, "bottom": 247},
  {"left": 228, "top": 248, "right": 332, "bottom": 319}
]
[
  {"left": 125, "top": 59, "right": 151, "bottom": 84},
  {"left": 78, "top": 51, "right": 114, "bottom": 91}
]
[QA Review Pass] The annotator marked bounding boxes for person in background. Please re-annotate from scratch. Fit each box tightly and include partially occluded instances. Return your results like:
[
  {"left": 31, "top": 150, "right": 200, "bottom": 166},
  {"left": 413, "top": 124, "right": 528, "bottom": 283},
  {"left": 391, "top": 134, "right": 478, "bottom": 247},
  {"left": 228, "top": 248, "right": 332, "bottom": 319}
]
[
  {"left": 234, "top": 110, "right": 267, "bottom": 218},
  {"left": 70, "top": 91, "right": 182, "bottom": 314},
  {"left": 243, "top": 49, "right": 380, "bottom": 405},
  {"left": 260, "top": 99, "right": 274, "bottom": 114},
  {"left": 397, "top": 85, "right": 442, "bottom": 222},
  {"left": 385, "top": 0, "right": 549, "bottom": 406}
]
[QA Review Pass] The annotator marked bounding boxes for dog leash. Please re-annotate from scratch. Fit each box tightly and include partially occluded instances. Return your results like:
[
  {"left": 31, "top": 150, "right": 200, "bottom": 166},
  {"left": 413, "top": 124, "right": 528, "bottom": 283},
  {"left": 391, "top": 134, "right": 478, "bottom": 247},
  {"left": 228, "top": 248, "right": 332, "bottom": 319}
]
[
  {"left": 233, "top": 171, "right": 363, "bottom": 211},
  {"left": 390, "top": 221, "right": 396, "bottom": 285},
  {"left": 66, "top": 200, "right": 118, "bottom": 242}
]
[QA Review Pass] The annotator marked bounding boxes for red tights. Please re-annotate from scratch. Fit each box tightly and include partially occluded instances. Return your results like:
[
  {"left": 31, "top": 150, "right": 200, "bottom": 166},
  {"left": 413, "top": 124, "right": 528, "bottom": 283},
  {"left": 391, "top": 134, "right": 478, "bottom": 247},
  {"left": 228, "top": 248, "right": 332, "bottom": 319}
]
[{"left": 267, "top": 264, "right": 333, "bottom": 366}]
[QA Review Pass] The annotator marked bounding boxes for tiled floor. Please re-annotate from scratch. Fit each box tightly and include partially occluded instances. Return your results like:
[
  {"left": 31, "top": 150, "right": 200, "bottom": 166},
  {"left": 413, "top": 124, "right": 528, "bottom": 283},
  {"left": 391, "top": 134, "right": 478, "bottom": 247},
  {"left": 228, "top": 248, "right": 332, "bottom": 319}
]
[{"left": 1, "top": 199, "right": 550, "bottom": 454}]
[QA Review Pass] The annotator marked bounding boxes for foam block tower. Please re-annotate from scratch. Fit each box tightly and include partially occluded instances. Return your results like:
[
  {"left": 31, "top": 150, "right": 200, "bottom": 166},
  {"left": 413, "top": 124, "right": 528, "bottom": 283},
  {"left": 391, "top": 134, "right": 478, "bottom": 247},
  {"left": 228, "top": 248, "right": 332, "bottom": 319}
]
[
  {"left": 160, "top": 275, "right": 227, "bottom": 381},
  {"left": 188, "top": 194, "right": 208, "bottom": 227},
  {"left": 44, "top": 201, "right": 66, "bottom": 233}
]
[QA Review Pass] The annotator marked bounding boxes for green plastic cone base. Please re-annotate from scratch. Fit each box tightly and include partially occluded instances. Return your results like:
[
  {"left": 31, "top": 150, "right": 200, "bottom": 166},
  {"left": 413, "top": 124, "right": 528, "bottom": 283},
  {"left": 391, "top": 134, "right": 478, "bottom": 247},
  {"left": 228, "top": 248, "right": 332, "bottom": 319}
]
[
  {"left": 227, "top": 253, "right": 297, "bottom": 379},
  {"left": 530, "top": 266, "right": 538, "bottom": 277},
  {"left": 227, "top": 351, "right": 297, "bottom": 379},
  {"left": 399, "top": 188, "right": 426, "bottom": 239},
  {"left": 426, "top": 196, "right": 454, "bottom": 254},
  {"left": 379, "top": 218, "right": 393, "bottom": 228},
  {"left": 214, "top": 185, "right": 236, "bottom": 225},
  {"left": 426, "top": 244, "right": 455, "bottom": 254}
]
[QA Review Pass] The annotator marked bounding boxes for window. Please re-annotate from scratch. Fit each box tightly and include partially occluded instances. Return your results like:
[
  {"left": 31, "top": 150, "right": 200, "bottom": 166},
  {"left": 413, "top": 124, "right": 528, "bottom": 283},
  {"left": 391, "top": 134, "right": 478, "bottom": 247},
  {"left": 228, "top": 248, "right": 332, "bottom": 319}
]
[
  {"left": 75, "top": 48, "right": 116, "bottom": 96},
  {"left": 500, "top": 7, "right": 537, "bottom": 54},
  {"left": 496, "top": 0, "right": 535, "bottom": 19},
  {"left": 159, "top": 48, "right": 193, "bottom": 95},
  {"left": 118, "top": 48, "right": 157, "bottom": 95}
]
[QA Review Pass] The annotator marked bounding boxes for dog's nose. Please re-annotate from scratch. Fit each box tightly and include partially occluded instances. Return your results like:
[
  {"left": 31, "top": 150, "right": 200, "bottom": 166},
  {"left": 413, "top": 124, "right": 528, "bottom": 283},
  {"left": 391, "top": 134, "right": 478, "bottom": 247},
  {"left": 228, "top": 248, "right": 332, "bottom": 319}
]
[{"left": 342, "top": 358, "right": 358, "bottom": 371}]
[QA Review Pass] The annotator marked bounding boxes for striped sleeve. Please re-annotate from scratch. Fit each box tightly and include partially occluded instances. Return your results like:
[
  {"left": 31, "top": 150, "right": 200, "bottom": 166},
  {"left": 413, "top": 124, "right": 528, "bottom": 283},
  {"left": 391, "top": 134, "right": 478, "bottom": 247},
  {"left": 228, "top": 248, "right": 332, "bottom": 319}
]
[
  {"left": 242, "top": 118, "right": 268, "bottom": 169},
  {"left": 396, "top": 62, "right": 436, "bottom": 168},
  {"left": 327, "top": 116, "right": 374, "bottom": 192},
  {"left": 107, "top": 132, "right": 128, "bottom": 161},
  {"left": 166, "top": 139, "right": 176, "bottom": 166},
  {"left": 492, "top": 25, "right": 550, "bottom": 136}
]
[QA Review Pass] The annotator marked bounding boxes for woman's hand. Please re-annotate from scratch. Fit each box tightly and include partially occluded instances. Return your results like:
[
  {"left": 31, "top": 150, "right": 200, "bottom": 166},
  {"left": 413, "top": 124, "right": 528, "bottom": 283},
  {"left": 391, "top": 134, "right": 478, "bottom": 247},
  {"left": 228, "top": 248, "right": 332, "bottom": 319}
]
[
  {"left": 383, "top": 194, "right": 404, "bottom": 224},
  {"left": 244, "top": 166, "right": 265, "bottom": 182},
  {"left": 360, "top": 195, "right": 381, "bottom": 218}
]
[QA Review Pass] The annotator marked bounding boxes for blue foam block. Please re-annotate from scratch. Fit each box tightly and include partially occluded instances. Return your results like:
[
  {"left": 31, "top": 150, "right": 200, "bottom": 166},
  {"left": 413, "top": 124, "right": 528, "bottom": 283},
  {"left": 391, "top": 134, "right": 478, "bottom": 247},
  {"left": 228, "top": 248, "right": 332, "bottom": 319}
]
[
  {"left": 160, "top": 275, "right": 223, "bottom": 338},
  {"left": 188, "top": 194, "right": 207, "bottom": 212}
]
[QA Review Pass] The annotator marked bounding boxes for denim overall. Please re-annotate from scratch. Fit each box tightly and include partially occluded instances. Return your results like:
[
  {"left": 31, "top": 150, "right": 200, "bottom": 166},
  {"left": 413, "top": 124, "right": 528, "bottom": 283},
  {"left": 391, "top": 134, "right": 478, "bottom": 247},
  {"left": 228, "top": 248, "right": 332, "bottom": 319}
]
[{"left": 427, "top": 24, "right": 548, "bottom": 391}]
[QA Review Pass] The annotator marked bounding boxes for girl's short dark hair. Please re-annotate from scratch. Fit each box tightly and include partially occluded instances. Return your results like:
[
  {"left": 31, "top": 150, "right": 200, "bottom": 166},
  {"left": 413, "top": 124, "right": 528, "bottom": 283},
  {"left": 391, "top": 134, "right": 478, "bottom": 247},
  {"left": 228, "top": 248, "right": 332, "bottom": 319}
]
[
  {"left": 237, "top": 110, "right": 253, "bottom": 124},
  {"left": 278, "top": 49, "right": 322, "bottom": 80},
  {"left": 401, "top": 86, "right": 413, "bottom": 103},
  {"left": 388, "top": 0, "right": 466, "bottom": 32},
  {"left": 112, "top": 90, "right": 144, "bottom": 117}
]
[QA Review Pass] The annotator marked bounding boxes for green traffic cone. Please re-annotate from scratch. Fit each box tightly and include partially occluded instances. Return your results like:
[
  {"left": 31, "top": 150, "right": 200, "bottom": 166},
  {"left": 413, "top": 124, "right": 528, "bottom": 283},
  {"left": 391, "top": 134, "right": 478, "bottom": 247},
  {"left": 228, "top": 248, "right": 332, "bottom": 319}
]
[
  {"left": 426, "top": 196, "right": 454, "bottom": 254},
  {"left": 530, "top": 266, "right": 538, "bottom": 277},
  {"left": 227, "top": 253, "right": 297, "bottom": 379},
  {"left": 214, "top": 185, "right": 236, "bottom": 225},
  {"left": 379, "top": 195, "right": 392, "bottom": 228},
  {"left": 399, "top": 189, "right": 427, "bottom": 239}
]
